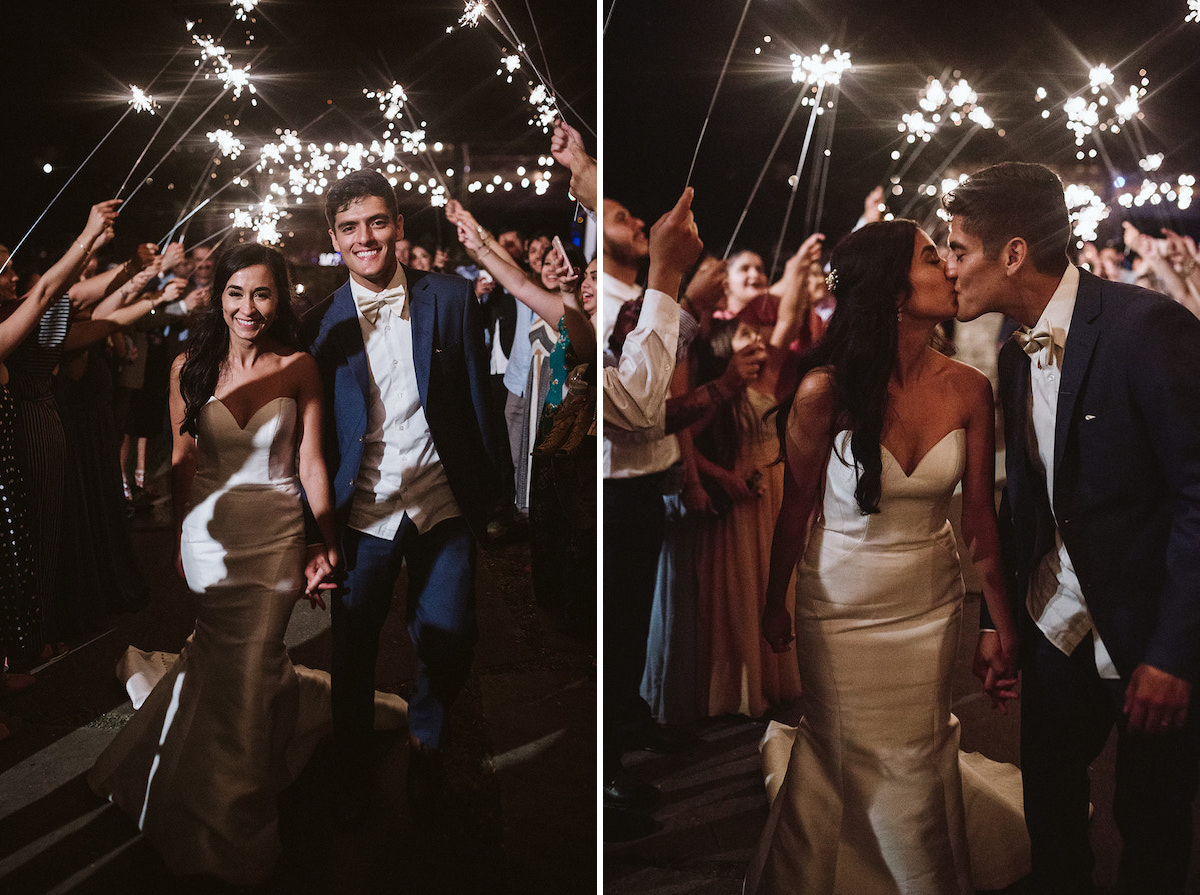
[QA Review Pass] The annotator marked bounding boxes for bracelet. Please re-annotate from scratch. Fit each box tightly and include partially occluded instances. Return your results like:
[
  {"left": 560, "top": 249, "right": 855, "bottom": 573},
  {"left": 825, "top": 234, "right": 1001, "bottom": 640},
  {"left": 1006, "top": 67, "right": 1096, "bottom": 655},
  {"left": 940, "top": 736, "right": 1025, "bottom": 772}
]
[{"left": 476, "top": 245, "right": 493, "bottom": 259}]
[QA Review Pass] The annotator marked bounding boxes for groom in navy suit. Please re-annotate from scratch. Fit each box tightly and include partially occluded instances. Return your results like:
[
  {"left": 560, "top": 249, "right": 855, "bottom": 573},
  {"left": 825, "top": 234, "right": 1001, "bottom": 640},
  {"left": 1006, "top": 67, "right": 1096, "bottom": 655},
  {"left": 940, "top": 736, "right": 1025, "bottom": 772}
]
[
  {"left": 946, "top": 162, "right": 1200, "bottom": 894},
  {"left": 302, "top": 169, "right": 497, "bottom": 812}
]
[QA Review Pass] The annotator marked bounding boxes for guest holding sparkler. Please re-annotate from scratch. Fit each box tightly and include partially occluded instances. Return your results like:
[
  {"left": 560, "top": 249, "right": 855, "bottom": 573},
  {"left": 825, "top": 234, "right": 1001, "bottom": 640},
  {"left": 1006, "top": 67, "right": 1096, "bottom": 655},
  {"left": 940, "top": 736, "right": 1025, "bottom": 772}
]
[{"left": 1, "top": 199, "right": 120, "bottom": 682}]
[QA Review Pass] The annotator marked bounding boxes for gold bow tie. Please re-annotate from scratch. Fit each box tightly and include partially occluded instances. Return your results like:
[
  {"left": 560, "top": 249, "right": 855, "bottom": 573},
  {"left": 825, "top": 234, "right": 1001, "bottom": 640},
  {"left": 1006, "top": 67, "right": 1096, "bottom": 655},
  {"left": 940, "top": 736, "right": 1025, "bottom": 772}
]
[
  {"left": 1015, "top": 326, "right": 1054, "bottom": 366},
  {"left": 356, "top": 285, "right": 408, "bottom": 324}
]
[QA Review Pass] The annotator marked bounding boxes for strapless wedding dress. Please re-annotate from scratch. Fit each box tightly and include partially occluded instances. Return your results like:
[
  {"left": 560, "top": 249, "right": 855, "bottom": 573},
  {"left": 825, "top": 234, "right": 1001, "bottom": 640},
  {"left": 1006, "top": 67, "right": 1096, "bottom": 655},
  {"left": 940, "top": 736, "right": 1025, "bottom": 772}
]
[
  {"left": 89, "top": 396, "right": 405, "bottom": 885},
  {"left": 746, "top": 429, "right": 1028, "bottom": 894}
]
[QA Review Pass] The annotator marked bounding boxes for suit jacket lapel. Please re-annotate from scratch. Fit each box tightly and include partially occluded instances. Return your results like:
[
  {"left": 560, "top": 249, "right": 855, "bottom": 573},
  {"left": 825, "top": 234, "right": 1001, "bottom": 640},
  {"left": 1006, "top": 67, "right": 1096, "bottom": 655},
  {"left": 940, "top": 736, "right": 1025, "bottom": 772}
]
[
  {"left": 328, "top": 281, "right": 372, "bottom": 401},
  {"left": 408, "top": 265, "right": 434, "bottom": 408},
  {"left": 1053, "top": 268, "right": 1104, "bottom": 490}
]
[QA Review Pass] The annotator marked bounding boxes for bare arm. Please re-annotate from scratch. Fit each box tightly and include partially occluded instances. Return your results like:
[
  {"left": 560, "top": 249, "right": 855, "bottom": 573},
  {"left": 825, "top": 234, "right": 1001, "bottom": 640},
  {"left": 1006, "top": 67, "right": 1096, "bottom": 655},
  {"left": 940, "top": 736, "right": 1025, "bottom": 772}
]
[
  {"left": 63, "top": 279, "right": 183, "bottom": 351},
  {"left": 550, "top": 118, "right": 596, "bottom": 213},
  {"left": 546, "top": 235, "right": 595, "bottom": 362},
  {"left": 446, "top": 200, "right": 564, "bottom": 324},
  {"left": 761, "top": 369, "right": 836, "bottom": 652},
  {"left": 958, "top": 365, "right": 1019, "bottom": 711},
  {"left": 293, "top": 353, "right": 339, "bottom": 607},
  {"left": 69, "top": 242, "right": 158, "bottom": 310},
  {"left": 769, "top": 232, "right": 823, "bottom": 348},
  {"left": 0, "top": 200, "right": 120, "bottom": 362},
  {"left": 169, "top": 354, "right": 198, "bottom": 579}
]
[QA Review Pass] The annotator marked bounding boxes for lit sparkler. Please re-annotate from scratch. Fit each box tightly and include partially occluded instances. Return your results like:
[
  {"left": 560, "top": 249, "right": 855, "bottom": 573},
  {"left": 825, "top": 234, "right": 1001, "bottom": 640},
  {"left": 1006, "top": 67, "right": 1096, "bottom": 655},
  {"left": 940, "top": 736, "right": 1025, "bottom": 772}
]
[
  {"left": 790, "top": 45, "right": 852, "bottom": 87},
  {"left": 527, "top": 83, "right": 559, "bottom": 133},
  {"left": 231, "top": 0, "right": 259, "bottom": 21},
  {"left": 1188, "top": 0, "right": 1200, "bottom": 22},
  {"left": 1064, "top": 183, "right": 1108, "bottom": 244},
  {"left": 207, "top": 129, "right": 245, "bottom": 160},
  {"left": 1089, "top": 64, "right": 1115, "bottom": 90},
  {"left": 459, "top": 1, "right": 489, "bottom": 28},
  {"left": 129, "top": 86, "right": 157, "bottom": 114}
]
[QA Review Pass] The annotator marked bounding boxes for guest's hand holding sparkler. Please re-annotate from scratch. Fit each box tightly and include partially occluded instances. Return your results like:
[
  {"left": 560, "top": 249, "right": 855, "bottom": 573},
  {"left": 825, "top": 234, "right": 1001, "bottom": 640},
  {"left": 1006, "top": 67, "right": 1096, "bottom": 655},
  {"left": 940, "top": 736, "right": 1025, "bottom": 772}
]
[{"left": 551, "top": 118, "right": 596, "bottom": 213}]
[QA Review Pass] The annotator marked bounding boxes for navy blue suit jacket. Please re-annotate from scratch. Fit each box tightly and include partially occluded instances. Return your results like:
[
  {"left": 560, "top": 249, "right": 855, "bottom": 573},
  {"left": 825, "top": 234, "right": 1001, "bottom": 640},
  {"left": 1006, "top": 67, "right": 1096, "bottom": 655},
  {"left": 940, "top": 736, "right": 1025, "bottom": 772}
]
[
  {"left": 301, "top": 265, "right": 498, "bottom": 543},
  {"left": 997, "top": 268, "right": 1200, "bottom": 684}
]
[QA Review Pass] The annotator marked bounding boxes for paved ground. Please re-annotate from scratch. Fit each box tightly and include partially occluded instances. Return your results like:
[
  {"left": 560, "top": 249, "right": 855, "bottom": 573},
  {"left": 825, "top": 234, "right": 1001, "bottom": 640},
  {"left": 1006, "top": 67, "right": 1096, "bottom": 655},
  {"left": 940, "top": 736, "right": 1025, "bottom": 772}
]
[
  {"left": 603, "top": 589, "right": 1200, "bottom": 894},
  {"left": 0, "top": 489, "right": 597, "bottom": 894}
]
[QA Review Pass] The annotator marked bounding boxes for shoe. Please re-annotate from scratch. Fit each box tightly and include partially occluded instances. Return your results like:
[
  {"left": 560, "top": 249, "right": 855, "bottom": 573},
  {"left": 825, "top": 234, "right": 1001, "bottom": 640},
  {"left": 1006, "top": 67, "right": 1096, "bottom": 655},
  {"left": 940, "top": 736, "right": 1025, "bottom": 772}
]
[
  {"left": 632, "top": 721, "right": 696, "bottom": 755},
  {"left": 604, "top": 771, "right": 659, "bottom": 812},
  {"left": 604, "top": 805, "right": 656, "bottom": 842}
]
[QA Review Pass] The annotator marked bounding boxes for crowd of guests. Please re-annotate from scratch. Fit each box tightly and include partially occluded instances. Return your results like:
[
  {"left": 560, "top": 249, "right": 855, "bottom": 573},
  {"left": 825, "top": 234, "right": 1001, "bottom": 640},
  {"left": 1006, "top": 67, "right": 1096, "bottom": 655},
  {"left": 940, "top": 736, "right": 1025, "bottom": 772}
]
[
  {"left": 602, "top": 168, "right": 1200, "bottom": 889},
  {"left": 0, "top": 120, "right": 598, "bottom": 750}
]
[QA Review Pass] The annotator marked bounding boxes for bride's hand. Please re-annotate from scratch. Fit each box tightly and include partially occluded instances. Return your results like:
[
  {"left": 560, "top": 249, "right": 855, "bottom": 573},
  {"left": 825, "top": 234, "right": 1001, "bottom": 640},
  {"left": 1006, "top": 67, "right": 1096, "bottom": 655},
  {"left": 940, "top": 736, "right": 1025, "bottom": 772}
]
[
  {"left": 762, "top": 602, "right": 795, "bottom": 654},
  {"left": 302, "top": 545, "right": 339, "bottom": 610},
  {"left": 973, "top": 630, "right": 1019, "bottom": 713}
]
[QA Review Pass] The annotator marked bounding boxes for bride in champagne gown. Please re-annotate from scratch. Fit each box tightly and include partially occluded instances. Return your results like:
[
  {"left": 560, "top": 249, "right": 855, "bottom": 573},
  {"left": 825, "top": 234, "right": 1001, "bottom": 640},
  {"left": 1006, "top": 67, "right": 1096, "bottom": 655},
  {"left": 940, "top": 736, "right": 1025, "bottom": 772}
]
[
  {"left": 746, "top": 221, "right": 1021, "bottom": 894},
  {"left": 89, "top": 245, "right": 405, "bottom": 886}
]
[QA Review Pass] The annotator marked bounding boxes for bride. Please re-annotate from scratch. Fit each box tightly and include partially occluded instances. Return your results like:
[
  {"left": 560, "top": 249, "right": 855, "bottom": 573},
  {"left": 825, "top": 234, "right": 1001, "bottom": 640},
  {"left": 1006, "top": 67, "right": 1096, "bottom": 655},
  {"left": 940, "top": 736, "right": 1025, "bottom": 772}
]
[
  {"left": 89, "top": 244, "right": 372, "bottom": 885},
  {"left": 746, "top": 220, "right": 1020, "bottom": 893}
]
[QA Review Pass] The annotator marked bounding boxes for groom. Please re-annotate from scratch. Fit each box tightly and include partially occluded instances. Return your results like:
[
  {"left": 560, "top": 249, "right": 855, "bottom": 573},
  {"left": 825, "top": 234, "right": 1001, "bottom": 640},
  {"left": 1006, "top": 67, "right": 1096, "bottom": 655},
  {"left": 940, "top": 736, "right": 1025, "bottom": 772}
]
[
  {"left": 945, "top": 161, "right": 1200, "bottom": 894},
  {"left": 302, "top": 169, "right": 497, "bottom": 813}
]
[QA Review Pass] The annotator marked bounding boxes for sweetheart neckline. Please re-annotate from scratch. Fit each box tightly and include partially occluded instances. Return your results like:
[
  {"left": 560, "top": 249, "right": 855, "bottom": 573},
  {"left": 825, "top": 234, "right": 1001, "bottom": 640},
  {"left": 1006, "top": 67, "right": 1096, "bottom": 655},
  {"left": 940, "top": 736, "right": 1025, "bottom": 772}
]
[
  {"left": 206, "top": 395, "right": 295, "bottom": 431},
  {"left": 877, "top": 427, "right": 965, "bottom": 479}
]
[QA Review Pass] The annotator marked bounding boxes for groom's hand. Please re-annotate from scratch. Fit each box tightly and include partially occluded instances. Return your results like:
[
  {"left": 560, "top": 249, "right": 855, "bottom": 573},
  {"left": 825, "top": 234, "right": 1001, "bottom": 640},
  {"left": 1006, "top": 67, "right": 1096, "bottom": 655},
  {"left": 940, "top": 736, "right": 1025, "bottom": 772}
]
[{"left": 1124, "top": 663, "right": 1191, "bottom": 734}]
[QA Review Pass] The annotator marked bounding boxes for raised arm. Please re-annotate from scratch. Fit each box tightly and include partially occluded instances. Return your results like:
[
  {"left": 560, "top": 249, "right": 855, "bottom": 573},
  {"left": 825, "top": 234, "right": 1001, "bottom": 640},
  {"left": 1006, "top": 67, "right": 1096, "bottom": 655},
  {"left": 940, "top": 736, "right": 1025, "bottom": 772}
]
[
  {"left": 0, "top": 200, "right": 120, "bottom": 362},
  {"left": 550, "top": 118, "right": 596, "bottom": 213},
  {"left": 769, "top": 232, "right": 823, "bottom": 348},
  {"left": 446, "top": 200, "right": 564, "bottom": 324},
  {"left": 761, "top": 369, "right": 836, "bottom": 653},
  {"left": 602, "top": 188, "right": 702, "bottom": 431},
  {"left": 69, "top": 242, "right": 158, "bottom": 310}
]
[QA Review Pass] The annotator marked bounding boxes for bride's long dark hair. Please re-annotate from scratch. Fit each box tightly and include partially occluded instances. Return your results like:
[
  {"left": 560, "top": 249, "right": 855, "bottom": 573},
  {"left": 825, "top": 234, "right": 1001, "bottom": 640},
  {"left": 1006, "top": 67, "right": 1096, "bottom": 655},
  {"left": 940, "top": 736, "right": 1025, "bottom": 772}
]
[
  {"left": 178, "top": 243, "right": 300, "bottom": 436},
  {"left": 773, "top": 219, "right": 918, "bottom": 514}
]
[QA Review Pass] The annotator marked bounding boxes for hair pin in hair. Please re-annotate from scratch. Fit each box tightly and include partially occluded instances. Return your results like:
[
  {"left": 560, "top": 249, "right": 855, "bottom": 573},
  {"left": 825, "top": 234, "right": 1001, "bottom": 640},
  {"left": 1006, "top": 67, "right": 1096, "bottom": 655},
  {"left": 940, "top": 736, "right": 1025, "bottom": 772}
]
[{"left": 825, "top": 269, "right": 839, "bottom": 293}]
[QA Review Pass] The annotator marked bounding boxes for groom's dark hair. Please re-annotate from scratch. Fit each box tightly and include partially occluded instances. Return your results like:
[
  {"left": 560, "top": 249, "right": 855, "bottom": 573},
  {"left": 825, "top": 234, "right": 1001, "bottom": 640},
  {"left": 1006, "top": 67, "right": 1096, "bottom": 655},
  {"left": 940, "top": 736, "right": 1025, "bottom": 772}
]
[
  {"left": 324, "top": 169, "right": 400, "bottom": 227},
  {"left": 942, "top": 162, "right": 1071, "bottom": 275}
]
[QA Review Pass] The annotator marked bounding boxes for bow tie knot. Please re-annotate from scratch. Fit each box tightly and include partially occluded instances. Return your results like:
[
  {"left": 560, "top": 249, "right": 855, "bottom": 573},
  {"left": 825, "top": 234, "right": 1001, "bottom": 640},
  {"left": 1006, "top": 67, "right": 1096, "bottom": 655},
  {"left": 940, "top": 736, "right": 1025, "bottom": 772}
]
[
  {"left": 356, "top": 285, "right": 408, "bottom": 324},
  {"left": 1015, "top": 325, "right": 1055, "bottom": 367}
]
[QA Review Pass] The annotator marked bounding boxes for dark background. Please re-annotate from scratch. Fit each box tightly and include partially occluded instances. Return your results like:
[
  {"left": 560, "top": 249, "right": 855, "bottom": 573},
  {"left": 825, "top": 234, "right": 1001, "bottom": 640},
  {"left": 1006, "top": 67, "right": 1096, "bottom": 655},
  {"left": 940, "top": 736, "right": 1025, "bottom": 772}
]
[
  {"left": 604, "top": 0, "right": 1200, "bottom": 268},
  {"left": 0, "top": 0, "right": 596, "bottom": 274}
]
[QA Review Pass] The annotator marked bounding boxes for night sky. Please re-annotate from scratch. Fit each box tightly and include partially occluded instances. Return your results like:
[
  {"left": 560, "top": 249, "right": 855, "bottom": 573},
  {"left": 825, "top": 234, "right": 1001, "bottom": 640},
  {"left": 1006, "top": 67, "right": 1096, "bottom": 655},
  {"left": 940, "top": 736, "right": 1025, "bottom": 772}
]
[
  {"left": 1, "top": 0, "right": 596, "bottom": 270},
  {"left": 604, "top": 0, "right": 1200, "bottom": 265}
]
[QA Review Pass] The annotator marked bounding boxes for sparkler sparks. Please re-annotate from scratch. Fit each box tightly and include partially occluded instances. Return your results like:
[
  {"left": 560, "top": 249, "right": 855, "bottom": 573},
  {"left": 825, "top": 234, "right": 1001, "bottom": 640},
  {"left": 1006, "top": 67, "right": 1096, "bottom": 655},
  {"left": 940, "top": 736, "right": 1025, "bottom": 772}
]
[
  {"left": 129, "top": 86, "right": 157, "bottom": 114},
  {"left": 1064, "top": 183, "right": 1108, "bottom": 243},
  {"left": 1188, "top": 0, "right": 1200, "bottom": 22},
  {"left": 207, "top": 129, "right": 245, "bottom": 159},
  {"left": 459, "top": 1, "right": 489, "bottom": 28},
  {"left": 790, "top": 45, "right": 852, "bottom": 88},
  {"left": 231, "top": 0, "right": 259, "bottom": 22},
  {"left": 527, "top": 83, "right": 560, "bottom": 133}
]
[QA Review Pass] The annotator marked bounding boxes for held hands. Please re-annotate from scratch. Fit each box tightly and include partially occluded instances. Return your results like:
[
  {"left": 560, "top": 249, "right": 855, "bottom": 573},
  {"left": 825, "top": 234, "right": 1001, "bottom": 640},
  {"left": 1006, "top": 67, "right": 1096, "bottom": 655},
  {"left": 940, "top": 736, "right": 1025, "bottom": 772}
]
[
  {"left": 1124, "top": 663, "right": 1191, "bottom": 734},
  {"left": 762, "top": 601, "right": 796, "bottom": 654},
  {"left": 302, "top": 544, "right": 341, "bottom": 610},
  {"left": 972, "top": 630, "right": 1019, "bottom": 713}
]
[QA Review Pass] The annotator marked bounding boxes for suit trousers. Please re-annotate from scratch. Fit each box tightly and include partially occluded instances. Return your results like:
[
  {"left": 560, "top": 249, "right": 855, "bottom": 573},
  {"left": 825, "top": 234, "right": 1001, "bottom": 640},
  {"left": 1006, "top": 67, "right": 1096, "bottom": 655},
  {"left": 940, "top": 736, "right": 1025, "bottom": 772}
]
[
  {"left": 332, "top": 515, "right": 477, "bottom": 760},
  {"left": 1020, "top": 613, "right": 1200, "bottom": 894},
  {"left": 603, "top": 472, "right": 667, "bottom": 776}
]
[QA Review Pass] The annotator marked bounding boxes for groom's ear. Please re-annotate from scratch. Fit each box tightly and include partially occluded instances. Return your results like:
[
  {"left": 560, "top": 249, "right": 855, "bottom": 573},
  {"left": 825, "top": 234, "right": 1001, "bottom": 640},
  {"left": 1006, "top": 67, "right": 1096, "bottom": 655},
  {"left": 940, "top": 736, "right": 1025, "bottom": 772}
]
[
  {"left": 1001, "top": 237, "right": 1028, "bottom": 277},
  {"left": 395, "top": 213, "right": 405, "bottom": 242}
]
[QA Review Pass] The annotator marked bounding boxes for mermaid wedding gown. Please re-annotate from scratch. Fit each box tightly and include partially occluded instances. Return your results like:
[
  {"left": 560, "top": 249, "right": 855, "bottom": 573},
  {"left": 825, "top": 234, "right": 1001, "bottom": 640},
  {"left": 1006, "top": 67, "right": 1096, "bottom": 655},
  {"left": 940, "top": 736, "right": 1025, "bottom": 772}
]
[
  {"left": 89, "top": 396, "right": 406, "bottom": 886},
  {"left": 745, "top": 429, "right": 1028, "bottom": 894}
]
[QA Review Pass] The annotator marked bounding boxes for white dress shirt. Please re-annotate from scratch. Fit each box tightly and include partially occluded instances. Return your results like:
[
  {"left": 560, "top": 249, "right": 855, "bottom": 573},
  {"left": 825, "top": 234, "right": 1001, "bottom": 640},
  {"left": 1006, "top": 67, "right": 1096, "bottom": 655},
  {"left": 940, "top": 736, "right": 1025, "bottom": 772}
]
[
  {"left": 346, "top": 266, "right": 460, "bottom": 538},
  {"left": 1025, "top": 264, "right": 1118, "bottom": 678},
  {"left": 601, "top": 271, "right": 643, "bottom": 344},
  {"left": 602, "top": 288, "right": 680, "bottom": 479}
]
